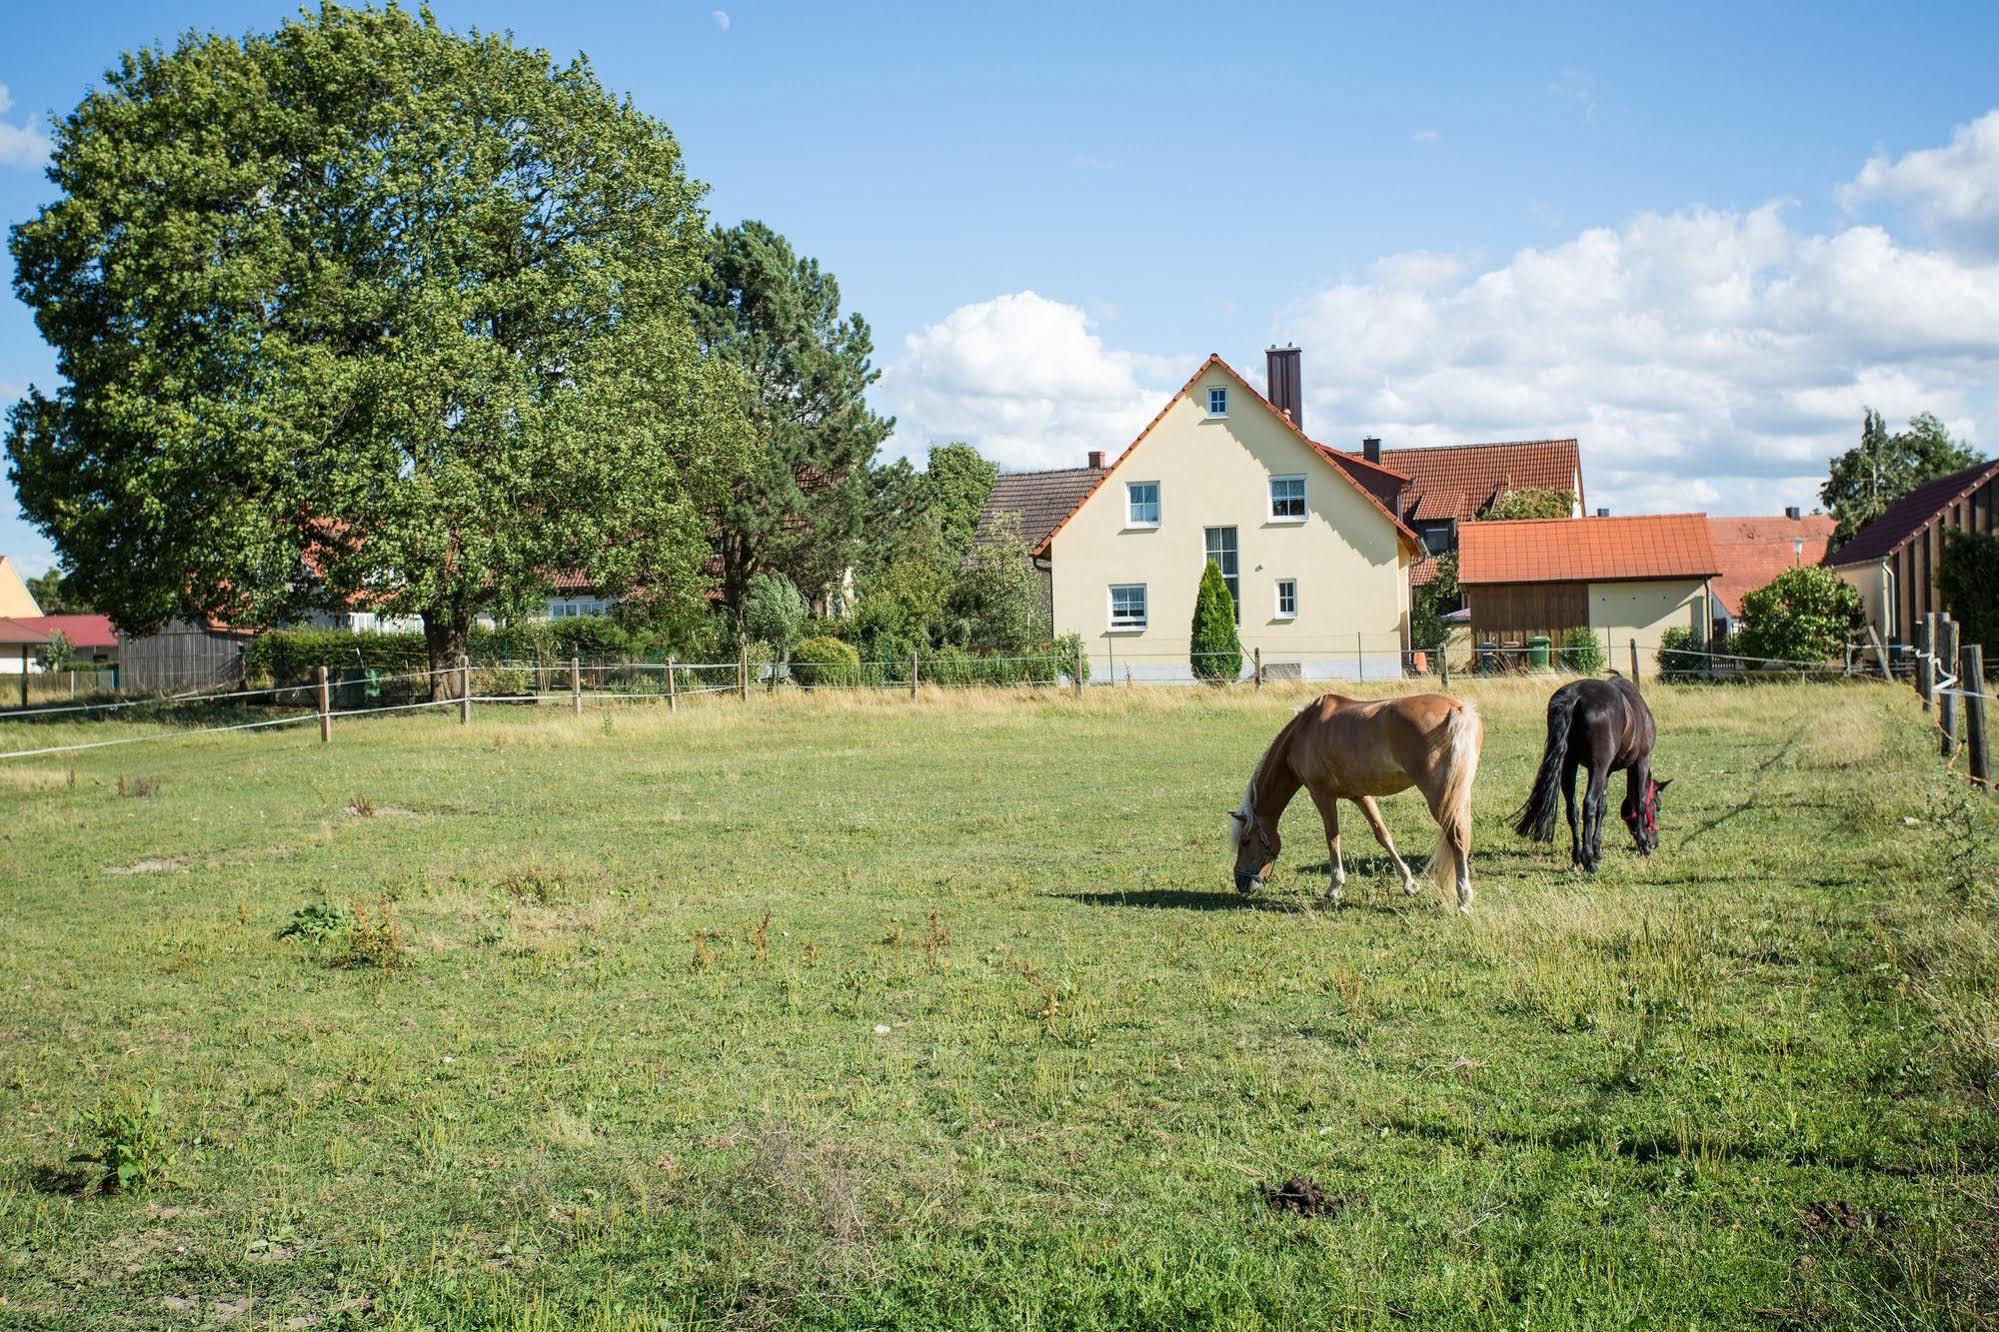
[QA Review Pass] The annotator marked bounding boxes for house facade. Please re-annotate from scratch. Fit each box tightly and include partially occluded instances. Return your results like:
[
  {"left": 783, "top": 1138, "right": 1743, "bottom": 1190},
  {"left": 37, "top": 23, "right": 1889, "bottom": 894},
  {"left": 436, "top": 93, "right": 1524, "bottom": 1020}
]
[
  {"left": 1025, "top": 354, "right": 1418, "bottom": 681},
  {"left": 1458, "top": 513, "right": 1719, "bottom": 653},
  {"left": 1825, "top": 458, "right": 1999, "bottom": 643}
]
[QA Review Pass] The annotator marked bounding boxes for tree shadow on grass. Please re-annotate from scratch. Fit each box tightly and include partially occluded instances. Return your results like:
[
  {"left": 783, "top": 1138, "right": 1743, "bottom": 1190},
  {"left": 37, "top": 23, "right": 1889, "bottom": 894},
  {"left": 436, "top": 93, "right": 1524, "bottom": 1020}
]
[{"left": 1057, "top": 885, "right": 1415, "bottom": 916}]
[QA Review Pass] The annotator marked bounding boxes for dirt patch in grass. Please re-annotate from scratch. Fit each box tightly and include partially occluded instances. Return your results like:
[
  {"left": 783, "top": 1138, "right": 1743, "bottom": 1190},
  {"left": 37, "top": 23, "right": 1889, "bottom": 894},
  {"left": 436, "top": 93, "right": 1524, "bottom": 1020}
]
[
  {"left": 106, "top": 857, "right": 184, "bottom": 875},
  {"left": 1261, "top": 1177, "right": 1354, "bottom": 1218}
]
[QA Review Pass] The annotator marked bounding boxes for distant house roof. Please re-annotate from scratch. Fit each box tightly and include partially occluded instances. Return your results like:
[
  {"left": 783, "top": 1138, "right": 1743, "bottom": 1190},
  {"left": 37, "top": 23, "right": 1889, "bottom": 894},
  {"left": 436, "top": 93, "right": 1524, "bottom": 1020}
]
[
  {"left": 1026, "top": 355, "right": 1420, "bottom": 557},
  {"left": 980, "top": 465, "right": 1109, "bottom": 553},
  {"left": 9, "top": 614, "right": 119, "bottom": 651},
  {"left": 1708, "top": 515, "right": 1838, "bottom": 617},
  {"left": 0, "top": 617, "right": 54, "bottom": 647},
  {"left": 1825, "top": 458, "right": 1999, "bottom": 567},
  {"left": 1330, "top": 439, "right": 1583, "bottom": 526},
  {"left": 1459, "top": 514, "right": 1721, "bottom": 586}
]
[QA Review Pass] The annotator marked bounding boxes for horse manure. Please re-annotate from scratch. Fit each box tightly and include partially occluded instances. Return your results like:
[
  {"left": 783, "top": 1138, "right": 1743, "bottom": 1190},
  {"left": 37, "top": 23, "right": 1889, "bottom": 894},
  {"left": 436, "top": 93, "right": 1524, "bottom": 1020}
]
[
  {"left": 1798, "top": 1200, "right": 1903, "bottom": 1240},
  {"left": 1261, "top": 1177, "right": 1352, "bottom": 1218}
]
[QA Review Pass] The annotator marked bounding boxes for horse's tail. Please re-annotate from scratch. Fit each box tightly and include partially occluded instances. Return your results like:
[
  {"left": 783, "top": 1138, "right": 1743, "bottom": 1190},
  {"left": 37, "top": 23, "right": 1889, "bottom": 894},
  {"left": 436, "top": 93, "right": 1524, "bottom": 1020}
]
[
  {"left": 1428, "top": 700, "right": 1483, "bottom": 892},
  {"left": 1512, "top": 687, "right": 1577, "bottom": 842}
]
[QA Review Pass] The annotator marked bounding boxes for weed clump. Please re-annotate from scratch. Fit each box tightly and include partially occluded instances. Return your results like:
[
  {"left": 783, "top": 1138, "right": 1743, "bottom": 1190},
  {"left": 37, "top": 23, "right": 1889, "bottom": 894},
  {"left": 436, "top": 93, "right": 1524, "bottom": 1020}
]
[
  {"left": 335, "top": 896, "right": 411, "bottom": 970},
  {"left": 76, "top": 1086, "right": 179, "bottom": 1194}
]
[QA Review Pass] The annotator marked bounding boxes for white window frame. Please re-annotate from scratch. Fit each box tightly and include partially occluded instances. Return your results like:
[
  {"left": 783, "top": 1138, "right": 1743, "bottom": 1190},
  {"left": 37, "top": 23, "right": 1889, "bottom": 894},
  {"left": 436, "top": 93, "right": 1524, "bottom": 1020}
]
[
  {"left": 1275, "top": 578, "right": 1298, "bottom": 620},
  {"left": 1268, "top": 474, "right": 1308, "bottom": 522},
  {"left": 1207, "top": 386, "right": 1229, "bottom": 418},
  {"left": 1107, "top": 583, "right": 1149, "bottom": 632},
  {"left": 1125, "top": 480, "right": 1161, "bottom": 529}
]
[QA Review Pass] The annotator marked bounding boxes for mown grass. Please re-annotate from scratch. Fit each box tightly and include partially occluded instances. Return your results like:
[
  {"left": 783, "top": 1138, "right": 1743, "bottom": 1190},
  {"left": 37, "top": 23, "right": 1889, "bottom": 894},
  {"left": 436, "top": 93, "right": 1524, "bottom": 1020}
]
[{"left": 0, "top": 680, "right": 1994, "bottom": 1330}]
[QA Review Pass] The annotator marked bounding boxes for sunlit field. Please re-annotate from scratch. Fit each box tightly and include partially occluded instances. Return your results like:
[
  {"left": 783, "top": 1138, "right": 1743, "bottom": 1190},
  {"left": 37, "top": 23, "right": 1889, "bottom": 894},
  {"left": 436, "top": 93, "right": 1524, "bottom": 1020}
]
[{"left": 1, "top": 680, "right": 1994, "bottom": 1329}]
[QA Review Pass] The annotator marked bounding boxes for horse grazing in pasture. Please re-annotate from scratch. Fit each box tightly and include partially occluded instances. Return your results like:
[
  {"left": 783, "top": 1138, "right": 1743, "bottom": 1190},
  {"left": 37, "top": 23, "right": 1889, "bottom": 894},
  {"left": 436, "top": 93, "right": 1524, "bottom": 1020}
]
[
  {"left": 1228, "top": 693, "right": 1484, "bottom": 911},
  {"left": 1513, "top": 675, "right": 1670, "bottom": 872}
]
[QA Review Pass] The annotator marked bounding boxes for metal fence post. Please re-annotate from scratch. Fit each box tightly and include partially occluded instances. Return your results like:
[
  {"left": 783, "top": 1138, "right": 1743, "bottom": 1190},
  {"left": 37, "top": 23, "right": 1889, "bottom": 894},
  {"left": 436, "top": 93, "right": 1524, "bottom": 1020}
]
[
  {"left": 317, "top": 665, "right": 331, "bottom": 743},
  {"left": 1940, "top": 618, "right": 1961, "bottom": 757},
  {"left": 1964, "top": 644, "right": 1989, "bottom": 791},
  {"left": 570, "top": 655, "right": 582, "bottom": 716},
  {"left": 1356, "top": 633, "right": 1364, "bottom": 683},
  {"left": 459, "top": 655, "right": 471, "bottom": 725},
  {"left": 1917, "top": 615, "right": 1935, "bottom": 711}
]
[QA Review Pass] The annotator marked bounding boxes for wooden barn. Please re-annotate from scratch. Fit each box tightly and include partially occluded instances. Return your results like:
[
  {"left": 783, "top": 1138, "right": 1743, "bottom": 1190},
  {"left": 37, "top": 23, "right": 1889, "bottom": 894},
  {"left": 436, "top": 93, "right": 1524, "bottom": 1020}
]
[
  {"left": 118, "top": 618, "right": 254, "bottom": 692},
  {"left": 1825, "top": 458, "right": 1999, "bottom": 645},
  {"left": 1458, "top": 514, "right": 1720, "bottom": 655}
]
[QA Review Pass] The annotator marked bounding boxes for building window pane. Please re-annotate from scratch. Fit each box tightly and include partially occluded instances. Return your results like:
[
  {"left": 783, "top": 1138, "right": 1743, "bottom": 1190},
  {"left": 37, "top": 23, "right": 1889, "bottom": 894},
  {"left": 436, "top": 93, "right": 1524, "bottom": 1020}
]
[
  {"left": 1204, "top": 526, "right": 1239, "bottom": 621},
  {"left": 1126, "top": 481, "right": 1160, "bottom": 527},
  {"left": 1276, "top": 579, "right": 1297, "bottom": 618},
  {"left": 1109, "top": 583, "right": 1148, "bottom": 629},
  {"left": 1269, "top": 476, "right": 1306, "bottom": 519},
  {"left": 1208, "top": 387, "right": 1228, "bottom": 416}
]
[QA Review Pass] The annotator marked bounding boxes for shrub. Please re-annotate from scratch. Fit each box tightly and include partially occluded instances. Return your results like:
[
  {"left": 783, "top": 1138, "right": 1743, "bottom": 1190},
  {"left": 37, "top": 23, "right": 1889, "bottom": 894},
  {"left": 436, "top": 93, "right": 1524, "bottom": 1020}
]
[
  {"left": 1190, "top": 560, "right": 1242, "bottom": 682},
  {"left": 1938, "top": 528, "right": 1999, "bottom": 658},
  {"left": 1657, "top": 626, "right": 1707, "bottom": 681},
  {"left": 78, "top": 1086, "right": 178, "bottom": 1194},
  {"left": 791, "top": 636, "right": 862, "bottom": 688},
  {"left": 1735, "top": 566, "right": 1864, "bottom": 665},
  {"left": 1557, "top": 626, "right": 1604, "bottom": 674},
  {"left": 1053, "top": 632, "right": 1090, "bottom": 685},
  {"left": 742, "top": 573, "right": 808, "bottom": 661}
]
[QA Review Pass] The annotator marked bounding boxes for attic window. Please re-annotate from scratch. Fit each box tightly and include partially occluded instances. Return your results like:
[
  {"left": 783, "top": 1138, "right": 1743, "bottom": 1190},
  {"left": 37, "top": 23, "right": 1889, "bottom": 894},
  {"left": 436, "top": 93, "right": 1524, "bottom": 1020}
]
[{"left": 1207, "top": 387, "right": 1229, "bottom": 417}]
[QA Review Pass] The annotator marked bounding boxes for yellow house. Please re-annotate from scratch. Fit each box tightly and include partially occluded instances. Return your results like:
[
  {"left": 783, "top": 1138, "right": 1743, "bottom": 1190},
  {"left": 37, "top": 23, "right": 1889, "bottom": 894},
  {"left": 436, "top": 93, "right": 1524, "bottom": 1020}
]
[
  {"left": 0, "top": 556, "right": 44, "bottom": 619},
  {"left": 1019, "top": 354, "right": 1419, "bottom": 681}
]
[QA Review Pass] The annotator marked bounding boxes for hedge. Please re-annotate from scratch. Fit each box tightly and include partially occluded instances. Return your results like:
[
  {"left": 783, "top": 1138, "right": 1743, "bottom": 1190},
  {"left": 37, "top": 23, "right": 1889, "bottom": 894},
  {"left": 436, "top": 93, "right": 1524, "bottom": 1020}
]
[{"left": 790, "top": 636, "right": 862, "bottom": 687}]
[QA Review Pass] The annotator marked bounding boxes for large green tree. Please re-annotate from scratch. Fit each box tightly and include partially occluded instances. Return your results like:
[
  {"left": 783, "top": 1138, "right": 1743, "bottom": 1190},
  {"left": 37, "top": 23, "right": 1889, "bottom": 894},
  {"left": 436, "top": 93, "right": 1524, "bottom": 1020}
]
[
  {"left": 1821, "top": 410, "right": 1982, "bottom": 546},
  {"left": 1734, "top": 566, "right": 1865, "bottom": 665},
  {"left": 694, "top": 220, "right": 892, "bottom": 612},
  {"left": 24, "top": 567, "right": 90, "bottom": 615},
  {"left": 7, "top": 6, "right": 745, "bottom": 694}
]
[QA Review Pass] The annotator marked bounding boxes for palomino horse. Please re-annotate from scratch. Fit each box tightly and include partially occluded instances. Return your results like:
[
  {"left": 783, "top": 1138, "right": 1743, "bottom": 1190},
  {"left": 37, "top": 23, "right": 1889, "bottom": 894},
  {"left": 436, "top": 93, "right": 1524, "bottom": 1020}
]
[
  {"left": 1228, "top": 693, "right": 1485, "bottom": 910},
  {"left": 1512, "top": 675, "right": 1669, "bottom": 872}
]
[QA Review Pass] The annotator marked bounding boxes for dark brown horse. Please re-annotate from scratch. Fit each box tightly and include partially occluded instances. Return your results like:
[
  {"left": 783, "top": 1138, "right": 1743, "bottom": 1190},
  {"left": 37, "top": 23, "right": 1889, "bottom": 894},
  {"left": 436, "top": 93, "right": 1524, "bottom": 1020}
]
[
  {"left": 1512, "top": 675, "right": 1670, "bottom": 871},
  {"left": 1229, "top": 692, "right": 1484, "bottom": 910}
]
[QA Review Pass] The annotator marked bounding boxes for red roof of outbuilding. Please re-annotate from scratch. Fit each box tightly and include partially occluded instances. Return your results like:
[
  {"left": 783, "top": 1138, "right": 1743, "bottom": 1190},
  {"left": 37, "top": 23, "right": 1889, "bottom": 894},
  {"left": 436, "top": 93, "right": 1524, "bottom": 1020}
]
[
  {"left": 1458, "top": 514, "right": 1720, "bottom": 586},
  {"left": 1707, "top": 515, "right": 1838, "bottom": 617},
  {"left": 0, "top": 617, "right": 54, "bottom": 646},
  {"left": 8, "top": 614, "right": 119, "bottom": 650}
]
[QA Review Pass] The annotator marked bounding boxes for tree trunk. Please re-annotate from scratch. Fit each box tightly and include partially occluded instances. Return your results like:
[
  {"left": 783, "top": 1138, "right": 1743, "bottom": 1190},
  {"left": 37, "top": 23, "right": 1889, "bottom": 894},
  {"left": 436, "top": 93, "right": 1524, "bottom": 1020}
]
[{"left": 423, "top": 604, "right": 471, "bottom": 702}]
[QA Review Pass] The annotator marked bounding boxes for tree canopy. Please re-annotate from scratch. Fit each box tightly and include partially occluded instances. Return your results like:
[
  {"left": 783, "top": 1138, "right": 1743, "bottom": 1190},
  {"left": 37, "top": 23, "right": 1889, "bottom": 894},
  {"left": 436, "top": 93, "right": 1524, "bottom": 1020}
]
[
  {"left": 694, "top": 220, "right": 892, "bottom": 611},
  {"left": 1481, "top": 488, "right": 1576, "bottom": 521},
  {"left": 6, "top": 5, "right": 746, "bottom": 688},
  {"left": 1821, "top": 410, "right": 1982, "bottom": 545},
  {"left": 1937, "top": 529, "right": 1999, "bottom": 659},
  {"left": 1734, "top": 567, "right": 1865, "bottom": 665}
]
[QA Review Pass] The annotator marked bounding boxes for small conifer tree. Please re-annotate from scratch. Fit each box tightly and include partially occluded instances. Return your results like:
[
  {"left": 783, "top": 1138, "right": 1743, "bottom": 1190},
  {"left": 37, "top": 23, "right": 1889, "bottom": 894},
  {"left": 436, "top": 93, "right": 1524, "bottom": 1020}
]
[{"left": 1190, "top": 560, "right": 1242, "bottom": 682}]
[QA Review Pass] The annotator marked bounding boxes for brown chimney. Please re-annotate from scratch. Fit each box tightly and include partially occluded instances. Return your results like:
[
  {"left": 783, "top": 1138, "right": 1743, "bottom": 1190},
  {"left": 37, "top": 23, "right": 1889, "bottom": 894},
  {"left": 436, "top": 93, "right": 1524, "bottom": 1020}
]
[
  {"left": 1362, "top": 436, "right": 1381, "bottom": 464},
  {"left": 1785, "top": 505, "right": 1801, "bottom": 520},
  {"left": 1087, "top": 450, "right": 1105, "bottom": 470},
  {"left": 1266, "top": 345, "right": 1303, "bottom": 430}
]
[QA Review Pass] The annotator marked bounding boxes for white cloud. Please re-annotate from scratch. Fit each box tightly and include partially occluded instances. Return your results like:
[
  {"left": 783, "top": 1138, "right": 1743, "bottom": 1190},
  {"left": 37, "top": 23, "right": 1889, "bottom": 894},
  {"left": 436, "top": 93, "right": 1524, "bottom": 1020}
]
[
  {"left": 0, "top": 83, "right": 52, "bottom": 168},
  {"left": 1412, "top": 129, "right": 1440, "bottom": 143},
  {"left": 1842, "top": 109, "right": 1999, "bottom": 257},
  {"left": 710, "top": 10, "right": 731, "bottom": 30},
  {"left": 877, "top": 292, "right": 1181, "bottom": 471}
]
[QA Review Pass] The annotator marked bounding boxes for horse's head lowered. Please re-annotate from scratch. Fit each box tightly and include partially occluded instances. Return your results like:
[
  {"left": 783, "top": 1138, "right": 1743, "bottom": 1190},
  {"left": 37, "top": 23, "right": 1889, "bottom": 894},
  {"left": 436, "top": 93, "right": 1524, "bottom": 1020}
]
[
  {"left": 1621, "top": 777, "right": 1671, "bottom": 855},
  {"left": 1229, "top": 797, "right": 1280, "bottom": 894}
]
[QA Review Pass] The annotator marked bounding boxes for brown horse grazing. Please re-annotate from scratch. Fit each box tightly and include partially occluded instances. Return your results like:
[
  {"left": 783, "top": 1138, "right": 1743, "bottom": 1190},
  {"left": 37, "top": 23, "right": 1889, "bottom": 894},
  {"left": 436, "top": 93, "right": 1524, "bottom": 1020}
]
[
  {"left": 1512, "top": 675, "right": 1670, "bottom": 872},
  {"left": 1228, "top": 693, "right": 1485, "bottom": 910}
]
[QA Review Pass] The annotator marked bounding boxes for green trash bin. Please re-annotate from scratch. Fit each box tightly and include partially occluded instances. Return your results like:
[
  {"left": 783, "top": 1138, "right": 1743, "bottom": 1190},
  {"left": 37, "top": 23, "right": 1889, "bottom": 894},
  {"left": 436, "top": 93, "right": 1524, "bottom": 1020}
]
[{"left": 1526, "top": 635, "right": 1552, "bottom": 670}]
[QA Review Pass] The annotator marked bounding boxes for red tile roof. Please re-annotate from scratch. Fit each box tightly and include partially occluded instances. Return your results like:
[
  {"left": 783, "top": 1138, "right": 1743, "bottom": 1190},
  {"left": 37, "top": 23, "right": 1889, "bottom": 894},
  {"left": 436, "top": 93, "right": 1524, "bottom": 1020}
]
[
  {"left": 1030, "top": 355, "right": 1419, "bottom": 558},
  {"left": 1458, "top": 514, "right": 1721, "bottom": 586},
  {"left": 1825, "top": 458, "right": 1999, "bottom": 566},
  {"left": 8, "top": 614, "right": 119, "bottom": 650},
  {"left": 1333, "top": 439, "right": 1583, "bottom": 526},
  {"left": 1707, "top": 515, "right": 1838, "bottom": 616}
]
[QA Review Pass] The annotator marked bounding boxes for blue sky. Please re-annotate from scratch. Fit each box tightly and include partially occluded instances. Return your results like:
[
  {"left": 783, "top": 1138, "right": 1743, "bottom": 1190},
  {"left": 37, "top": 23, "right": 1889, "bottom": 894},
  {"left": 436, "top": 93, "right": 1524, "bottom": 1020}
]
[{"left": 5, "top": 1, "right": 1999, "bottom": 576}]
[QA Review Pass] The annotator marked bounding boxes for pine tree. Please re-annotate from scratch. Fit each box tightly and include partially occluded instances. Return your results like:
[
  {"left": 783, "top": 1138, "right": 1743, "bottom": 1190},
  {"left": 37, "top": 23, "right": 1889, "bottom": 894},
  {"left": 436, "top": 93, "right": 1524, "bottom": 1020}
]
[{"left": 1190, "top": 560, "right": 1242, "bottom": 682}]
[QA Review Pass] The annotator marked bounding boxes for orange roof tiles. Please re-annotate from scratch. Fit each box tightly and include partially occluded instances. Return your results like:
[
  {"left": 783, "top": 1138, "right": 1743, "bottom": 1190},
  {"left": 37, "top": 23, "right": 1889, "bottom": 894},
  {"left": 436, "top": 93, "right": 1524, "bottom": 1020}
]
[
  {"left": 1707, "top": 514, "right": 1837, "bottom": 616},
  {"left": 1333, "top": 439, "right": 1583, "bottom": 525},
  {"left": 1458, "top": 513, "right": 1721, "bottom": 586}
]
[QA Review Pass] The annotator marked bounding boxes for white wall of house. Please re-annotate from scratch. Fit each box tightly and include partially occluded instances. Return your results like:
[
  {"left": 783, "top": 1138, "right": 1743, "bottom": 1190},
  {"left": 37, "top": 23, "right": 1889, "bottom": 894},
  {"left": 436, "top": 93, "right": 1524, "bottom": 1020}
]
[
  {"left": 1831, "top": 560, "right": 1893, "bottom": 641},
  {"left": 1586, "top": 579, "right": 1710, "bottom": 650},
  {"left": 1046, "top": 362, "right": 1411, "bottom": 681},
  {"left": 546, "top": 595, "right": 611, "bottom": 619}
]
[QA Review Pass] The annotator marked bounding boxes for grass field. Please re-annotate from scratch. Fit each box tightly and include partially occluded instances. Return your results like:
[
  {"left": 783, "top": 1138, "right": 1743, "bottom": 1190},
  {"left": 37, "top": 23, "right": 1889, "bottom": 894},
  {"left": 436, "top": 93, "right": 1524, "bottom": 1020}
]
[{"left": 1, "top": 680, "right": 1995, "bottom": 1330}]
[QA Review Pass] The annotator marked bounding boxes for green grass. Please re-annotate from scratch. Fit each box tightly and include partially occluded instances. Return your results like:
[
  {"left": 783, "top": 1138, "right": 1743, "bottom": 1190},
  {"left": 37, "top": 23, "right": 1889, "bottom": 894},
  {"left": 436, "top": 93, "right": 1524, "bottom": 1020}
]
[{"left": 0, "top": 680, "right": 1994, "bottom": 1329}]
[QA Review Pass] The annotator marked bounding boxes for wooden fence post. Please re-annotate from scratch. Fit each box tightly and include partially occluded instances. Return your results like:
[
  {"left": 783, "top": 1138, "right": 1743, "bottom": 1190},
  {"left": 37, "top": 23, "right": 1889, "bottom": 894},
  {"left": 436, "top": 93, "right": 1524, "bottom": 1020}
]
[
  {"left": 1916, "top": 615, "right": 1934, "bottom": 711},
  {"left": 459, "top": 656, "right": 471, "bottom": 725},
  {"left": 18, "top": 647, "right": 26, "bottom": 707},
  {"left": 666, "top": 657, "right": 678, "bottom": 712},
  {"left": 1962, "top": 643, "right": 1989, "bottom": 791},
  {"left": 1629, "top": 639, "right": 1641, "bottom": 692},
  {"left": 1072, "top": 641, "right": 1084, "bottom": 700},
  {"left": 317, "top": 665, "right": 331, "bottom": 744},
  {"left": 1866, "top": 625, "right": 1893, "bottom": 679},
  {"left": 1254, "top": 647, "right": 1262, "bottom": 690},
  {"left": 569, "top": 656, "right": 581, "bottom": 716},
  {"left": 1960, "top": 643, "right": 1989, "bottom": 791},
  {"left": 738, "top": 640, "right": 749, "bottom": 702},
  {"left": 909, "top": 648, "right": 919, "bottom": 701},
  {"left": 1940, "top": 618, "right": 1961, "bottom": 757}
]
